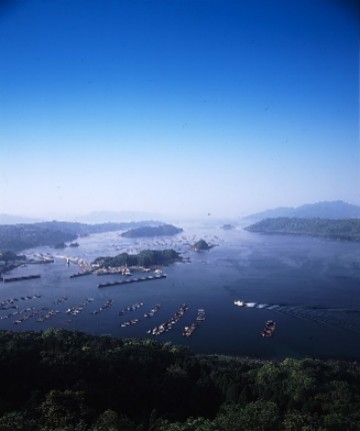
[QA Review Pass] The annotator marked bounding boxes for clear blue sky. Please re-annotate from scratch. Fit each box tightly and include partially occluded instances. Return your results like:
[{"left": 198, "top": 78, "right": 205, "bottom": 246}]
[{"left": 0, "top": 0, "right": 359, "bottom": 218}]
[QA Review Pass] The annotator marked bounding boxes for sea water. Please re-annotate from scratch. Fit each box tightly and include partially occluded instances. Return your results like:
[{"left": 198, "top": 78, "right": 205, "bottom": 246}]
[{"left": 1, "top": 225, "right": 359, "bottom": 361}]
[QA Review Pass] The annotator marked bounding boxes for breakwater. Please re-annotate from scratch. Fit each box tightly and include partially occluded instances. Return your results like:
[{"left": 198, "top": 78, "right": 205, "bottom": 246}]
[
  {"left": 98, "top": 274, "right": 166, "bottom": 288},
  {"left": 3, "top": 274, "right": 41, "bottom": 283},
  {"left": 70, "top": 270, "right": 94, "bottom": 279}
]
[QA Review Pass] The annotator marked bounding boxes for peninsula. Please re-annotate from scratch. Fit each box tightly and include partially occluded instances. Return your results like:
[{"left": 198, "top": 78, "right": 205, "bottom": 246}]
[
  {"left": 0, "top": 220, "right": 167, "bottom": 252},
  {"left": 245, "top": 217, "right": 360, "bottom": 240}
]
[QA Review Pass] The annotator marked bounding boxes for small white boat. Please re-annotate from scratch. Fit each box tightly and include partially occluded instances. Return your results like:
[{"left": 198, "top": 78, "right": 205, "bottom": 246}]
[
  {"left": 233, "top": 300, "right": 256, "bottom": 308},
  {"left": 234, "top": 300, "right": 247, "bottom": 307}
]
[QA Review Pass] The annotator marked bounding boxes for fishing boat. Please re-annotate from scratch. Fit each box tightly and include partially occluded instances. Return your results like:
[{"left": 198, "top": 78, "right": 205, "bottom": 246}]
[
  {"left": 196, "top": 309, "right": 206, "bottom": 321},
  {"left": 261, "top": 320, "right": 276, "bottom": 337}
]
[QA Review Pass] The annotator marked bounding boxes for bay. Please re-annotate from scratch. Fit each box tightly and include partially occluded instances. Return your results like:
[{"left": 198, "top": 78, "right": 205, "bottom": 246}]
[{"left": 1, "top": 224, "right": 360, "bottom": 361}]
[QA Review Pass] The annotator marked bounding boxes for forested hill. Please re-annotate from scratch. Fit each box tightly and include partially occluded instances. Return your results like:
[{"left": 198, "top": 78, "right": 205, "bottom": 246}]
[
  {"left": 93, "top": 249, "right": 181, "bottom": 267},
  {"left": 245, "top": 218, "right": 360, "bottom": 240},
  {"left": 0, "top": 329, "right": 359, "bottom": 430},
  {"left": 0, "top": 221, "right": 163, "bottom": 252},
  {"left": 121, "top": 224, "right": 183, "bottom": 238},
  {"left": 243, "top": 200, "right": 360, "bottom": 222}
]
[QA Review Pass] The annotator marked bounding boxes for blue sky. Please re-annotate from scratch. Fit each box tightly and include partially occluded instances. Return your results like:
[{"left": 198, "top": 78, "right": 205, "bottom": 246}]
[{"left": 0, "top": 0, "right": 359, "bottom": 218}]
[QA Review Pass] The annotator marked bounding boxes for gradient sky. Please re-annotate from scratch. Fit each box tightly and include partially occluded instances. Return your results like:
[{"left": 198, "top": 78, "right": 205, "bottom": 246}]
[{"left": 0, "top": 0, "right": 359, "bottom": 219}]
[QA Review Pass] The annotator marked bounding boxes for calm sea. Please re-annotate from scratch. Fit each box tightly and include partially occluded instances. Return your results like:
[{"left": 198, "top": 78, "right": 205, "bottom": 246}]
[{"left": 1, "top": 225, "right": 360, "bottom": 361}]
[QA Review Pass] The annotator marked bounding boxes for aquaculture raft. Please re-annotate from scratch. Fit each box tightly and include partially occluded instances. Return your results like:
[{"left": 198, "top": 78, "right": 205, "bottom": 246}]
[
  {"left": 97, "top": 274, "right": 166, "bottom": 288},
  {"left": 3, "top": 274, "right": 41, "bottom": 283}
]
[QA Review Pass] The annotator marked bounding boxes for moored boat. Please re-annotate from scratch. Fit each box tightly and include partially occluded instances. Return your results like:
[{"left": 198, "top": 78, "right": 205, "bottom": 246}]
[{"left": 261, "top": 320, "right": 276, "bottom": 337}]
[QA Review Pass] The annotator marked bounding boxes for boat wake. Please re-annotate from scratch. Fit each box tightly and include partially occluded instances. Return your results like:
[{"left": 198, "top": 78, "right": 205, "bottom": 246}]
[{"left": 234, "top": 300, "right": 360, "bottom": 334}]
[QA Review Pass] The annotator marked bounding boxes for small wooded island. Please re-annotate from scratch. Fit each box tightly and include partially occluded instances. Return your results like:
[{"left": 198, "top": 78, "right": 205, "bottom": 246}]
[
  {"left": 193, "top": 239, "right": 213, "bottom": 251},
  {"left": 93, "top": 249, "right": 181, "bottom": 268},
  {"left": 120, "top": 224, "right": 183, "bottom": 238},
  {"left": 245, "top": 217, "right": 360, "bottom": 240},
  {"left": 222, "top": 223, "right": 236, "bottom": 230}
]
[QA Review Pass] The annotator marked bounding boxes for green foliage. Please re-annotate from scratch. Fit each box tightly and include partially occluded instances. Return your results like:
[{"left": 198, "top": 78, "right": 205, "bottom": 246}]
[
  {"left": 0, "top": 225, "right": 76, "bottom": 252},
  {"left": 0, "top": 330, "right": 359, "bottom": 430},
  {"left": 0, "top": 221, "right": 163, "bottom": 252},
  {"left": 245, "top": 217, "right": 360, "bottom": 240},
  {"left": 93, "top": 249, "right": 181, "bottom": 268},
  {"left": 0, "top": 411, "right": 34, "bottom": 431},
  {"left": 0, "top": 250, "right": 24, "bottom": 262},
  {"left": 216, "top": 401, "right": 280, "bottom": 431},
  {"left": 39, "top": 390, "right": 89, "bottom": 430},
  {"left": 193, "top": 239, "right": 210, "bottom": 251},
  {"left": 156, "top": 417, "right": 217, "bottom": 431}
]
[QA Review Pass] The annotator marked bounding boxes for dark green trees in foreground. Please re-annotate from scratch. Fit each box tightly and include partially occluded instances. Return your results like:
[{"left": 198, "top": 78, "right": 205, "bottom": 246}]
[{"left": 0, "top": 330, "right": 359, "bottom": 430}]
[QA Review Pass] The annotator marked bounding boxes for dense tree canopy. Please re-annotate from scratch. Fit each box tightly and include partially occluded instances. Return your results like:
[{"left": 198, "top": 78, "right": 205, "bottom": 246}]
[
  {"left": 93, "top": 249, "right": 181, "bottom": 268},
  {"left": 0, "top": 221, "right": 166, "bottom": 252},
  {"left": 193, "top": 239, "right": 211, "bottom": 251},
  {"left": 0, "top": 330, "right": 359, "bottom": 430}
]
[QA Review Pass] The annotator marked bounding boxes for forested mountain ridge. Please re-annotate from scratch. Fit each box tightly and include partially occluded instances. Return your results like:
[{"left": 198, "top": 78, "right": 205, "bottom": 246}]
[
  {"left": 0, "top": 329, "right": 359, "bottom": 430},
  {"left": 244, "top": 200, "right": 360, "bottom": 222},
  {"left": 0, "top": 221, "right": 165, "bottom": 252},
  {"left": 245, "top": 218, "right": 360, "bottom": 240}
]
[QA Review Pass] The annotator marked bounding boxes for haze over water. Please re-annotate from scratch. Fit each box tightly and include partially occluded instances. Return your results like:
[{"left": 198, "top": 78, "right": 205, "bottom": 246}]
[{"left": 2, "top": 225, "right": 360, "bottom": 361}]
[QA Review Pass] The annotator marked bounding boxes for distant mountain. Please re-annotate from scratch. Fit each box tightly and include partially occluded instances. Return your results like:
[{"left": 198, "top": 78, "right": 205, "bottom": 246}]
[
  {"left": 0, "top": 214, "right": 41, "bottom": 224},
  {"left": 74, "top": 211, "right": 162, "bottom": 223},
  {"left": 243, "top": 201, "right": 360, "bottom": 221},
  {"left": 245, "top": 217, "right": 360, "bottom": 241}
]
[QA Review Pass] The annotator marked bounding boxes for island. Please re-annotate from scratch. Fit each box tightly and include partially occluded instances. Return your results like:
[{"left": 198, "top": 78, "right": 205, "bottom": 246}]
[
  {"left": 0, "top": 220, "right": 167, "bottom": 252},
  {"left": 245, "top": 217, "right": 360, "bottom": 240},
  {"left": 0, "top": 250, "right": 27, "bottom": 276},
  {"left": 120, "top": 224, "right": 183, "bottom": 238},
  {"left": 53, "top": 242, "right": 67, "bottom": 249},
  {"left": 222, "top": 223, "right": 236, "bottom": 230},
  {"left": 93, "top": 248, "right": 181, "bottom": 268},
  {"left": 193, "top": 239, "right": 213, "bottom": 251}
]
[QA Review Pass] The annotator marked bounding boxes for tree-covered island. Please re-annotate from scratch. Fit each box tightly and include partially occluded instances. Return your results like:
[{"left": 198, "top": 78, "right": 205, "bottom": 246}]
[
  {"left": 222, "top": 224, "right": 236, "bottom": 230},
  {"left": 93, "top": 249, "right": 182, "bottom": 268},
  {"left": 245, "top": 217, "right": 360, "bottom": 241},
  {"left": 120, "top": 224, "right": 183, "bottom": 238},
  {"left": 193, "top": 239, "right": 214, "bottom": 251},
  {"left": 0, "top": 221, "right": 169, "bottom": 252}
]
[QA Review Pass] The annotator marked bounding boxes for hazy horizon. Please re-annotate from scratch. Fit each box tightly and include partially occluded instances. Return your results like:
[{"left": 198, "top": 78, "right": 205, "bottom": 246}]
[{"left": 1, "top": 0, "right": 359, "bottom": 219}]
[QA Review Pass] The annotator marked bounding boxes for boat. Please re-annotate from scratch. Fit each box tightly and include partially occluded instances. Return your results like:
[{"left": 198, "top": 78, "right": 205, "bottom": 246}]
[
  {"left": 196, "top": 309, "right": 206, "bottom": 321},
  {"left": 234, "top": 300, "right": 247, "bottom": 307},
  {"left": 261, "top": 320, "right": 276, "bottom": 337},
  {"left": 182, "top": 308, "right": 205, "bottom": 337},
  {"left": 183, "top": 323, "right": 197, "bottom": 337},
  {"left": 234, "top": 300, "right": 256, "bottom": 308}
]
